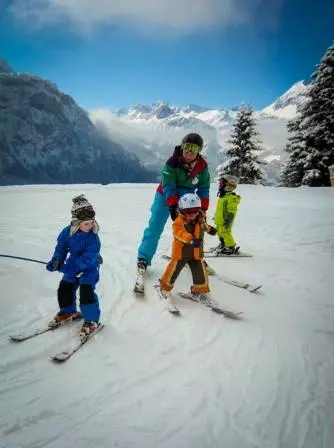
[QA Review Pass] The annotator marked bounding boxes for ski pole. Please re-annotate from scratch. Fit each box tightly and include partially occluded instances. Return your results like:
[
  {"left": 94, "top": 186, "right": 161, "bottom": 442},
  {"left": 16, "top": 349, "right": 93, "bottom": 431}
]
[{"left": 0, "top": 254, "right": 47, "bottom": 265}]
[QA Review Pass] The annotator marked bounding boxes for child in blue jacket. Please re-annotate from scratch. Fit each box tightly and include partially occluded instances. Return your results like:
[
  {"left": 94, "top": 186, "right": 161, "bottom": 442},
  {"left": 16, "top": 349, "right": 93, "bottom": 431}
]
[{"left": 46, "top": 195, "right": 102, "bottom": 340}]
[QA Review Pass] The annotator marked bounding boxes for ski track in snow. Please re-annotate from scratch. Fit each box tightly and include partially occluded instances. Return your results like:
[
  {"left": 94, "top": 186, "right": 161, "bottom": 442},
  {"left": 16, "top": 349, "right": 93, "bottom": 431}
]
[{"left": 0, "top": 184, "right": 334, "bottom": 448}]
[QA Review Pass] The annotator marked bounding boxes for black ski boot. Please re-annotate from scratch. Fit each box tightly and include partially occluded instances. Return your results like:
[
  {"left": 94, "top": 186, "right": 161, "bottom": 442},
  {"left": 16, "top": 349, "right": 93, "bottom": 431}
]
[{"left": 137, "top": 258, "right": 148, "bottom": 275}]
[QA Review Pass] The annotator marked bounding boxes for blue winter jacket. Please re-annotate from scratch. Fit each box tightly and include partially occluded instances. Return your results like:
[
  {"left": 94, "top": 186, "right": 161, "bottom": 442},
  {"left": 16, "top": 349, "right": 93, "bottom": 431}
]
[{"left": 50, "top": 225, "right": 101, "bottom": 277}]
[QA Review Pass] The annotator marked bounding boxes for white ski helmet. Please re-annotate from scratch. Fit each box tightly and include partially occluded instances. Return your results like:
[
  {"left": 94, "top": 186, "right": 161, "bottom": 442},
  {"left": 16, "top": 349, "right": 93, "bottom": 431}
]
[
  {"left": 178, "top": 193, "right": 201, "bottom": 211},
  {"left": 219, "top": 174, "right": 239, "bottom": 191}
]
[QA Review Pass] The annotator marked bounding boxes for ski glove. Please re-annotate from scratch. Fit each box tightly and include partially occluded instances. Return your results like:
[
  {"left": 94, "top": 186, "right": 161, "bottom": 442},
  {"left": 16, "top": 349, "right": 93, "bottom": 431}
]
[
  {"left": 46, "top": 258, "right": 60, "bottom": 272},
  {"left": 169, "top": 205, "right": 178, "bottom": 222},
  {"left": 207, "top": 227, "right": 217, "bottom": 236},
  {"left": 191, "top": 238, "right": 202, "bottom": 248}
]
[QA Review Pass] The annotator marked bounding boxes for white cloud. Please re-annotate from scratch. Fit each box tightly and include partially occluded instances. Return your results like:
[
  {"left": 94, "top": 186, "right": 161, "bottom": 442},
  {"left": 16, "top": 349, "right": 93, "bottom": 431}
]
[{"left": 9, "top": 0, "right": 267, "bottom": 35}]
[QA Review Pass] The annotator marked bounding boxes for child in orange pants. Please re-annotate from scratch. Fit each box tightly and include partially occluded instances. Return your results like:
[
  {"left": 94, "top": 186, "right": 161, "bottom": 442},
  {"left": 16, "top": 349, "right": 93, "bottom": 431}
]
[{"left": 159, "top": 193, "right": 217, "bottom": 308}]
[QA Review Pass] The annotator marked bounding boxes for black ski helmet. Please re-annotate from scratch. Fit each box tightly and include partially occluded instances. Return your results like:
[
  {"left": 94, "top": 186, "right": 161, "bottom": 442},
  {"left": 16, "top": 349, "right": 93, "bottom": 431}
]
[{"left": 181, "top": 133, "right": 203, "bottom": 150}]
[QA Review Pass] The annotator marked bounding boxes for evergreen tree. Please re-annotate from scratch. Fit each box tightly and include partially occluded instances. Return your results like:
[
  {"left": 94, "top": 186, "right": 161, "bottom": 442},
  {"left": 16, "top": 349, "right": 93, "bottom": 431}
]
[
  {"left": 222, "top": 105, "right": 264, "bottom": 184},
  {"left": 282, "top": 43, "right": 334, "bottom": 186},
  {"left": 281, "top": 116, "right": 306, "bottom": 187}
]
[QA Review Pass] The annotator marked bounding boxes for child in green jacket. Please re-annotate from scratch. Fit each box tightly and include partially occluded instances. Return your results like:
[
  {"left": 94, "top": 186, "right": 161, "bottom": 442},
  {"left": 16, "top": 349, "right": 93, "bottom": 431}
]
[{"left": 214, "top": 174, "right": 241, "bottom": 255}]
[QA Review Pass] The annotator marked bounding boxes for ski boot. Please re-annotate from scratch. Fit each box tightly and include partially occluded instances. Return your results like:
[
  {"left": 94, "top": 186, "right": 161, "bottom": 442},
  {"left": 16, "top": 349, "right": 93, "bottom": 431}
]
[
  {"left": 159, "top": 289, "right": 179, "bottom": 314},
  {"left": 210, "top": 238, "right": 225, "bottom": 253},
  {"left": 137, "top": 258, "right": 148, "bottom": 275},
  {"left": 190, "top": 290, "right": 217, "bottom": 307},
  {"left": 215, "top": 245, "right": 240, "bottom": 255},
  {"left": 79, "top": 320, "right": 99, "bottom": 341},
  {"left": 48, "top": 311, "right": 82, "bottom": 328}
]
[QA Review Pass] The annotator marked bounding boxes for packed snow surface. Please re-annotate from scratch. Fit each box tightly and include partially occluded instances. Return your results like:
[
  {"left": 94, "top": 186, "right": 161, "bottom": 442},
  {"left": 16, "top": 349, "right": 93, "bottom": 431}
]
[{"left": 0, "top": 183, "right": 333, "bottom": 448}]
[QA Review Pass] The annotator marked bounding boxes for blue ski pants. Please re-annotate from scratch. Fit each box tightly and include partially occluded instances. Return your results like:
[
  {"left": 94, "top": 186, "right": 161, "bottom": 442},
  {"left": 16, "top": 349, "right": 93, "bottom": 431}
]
[
  {"left": 57, "top": 268, "right": 100, "bottom": 322},
  {"left": 137, "top": 192, "right": 170, "bottom": 265}
]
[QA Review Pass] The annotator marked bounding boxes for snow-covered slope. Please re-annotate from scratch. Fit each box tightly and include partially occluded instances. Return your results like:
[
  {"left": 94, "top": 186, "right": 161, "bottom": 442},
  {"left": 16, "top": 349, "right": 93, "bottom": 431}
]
[
  {"left": 89, "top": 82, "right": 310, "bottom": 185},
  {"left": 0, "top": 60, "right": 156, "bottom": 185},
  {"left": 1, "top": 183, "right": 334, "bottom": 448}
]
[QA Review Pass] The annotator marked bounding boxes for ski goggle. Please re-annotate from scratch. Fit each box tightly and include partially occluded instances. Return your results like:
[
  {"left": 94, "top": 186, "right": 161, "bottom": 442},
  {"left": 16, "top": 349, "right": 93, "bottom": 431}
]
[
  {"left": 223, "top": 179, "right": 237, "bottom": 187},
  {"left": 220, "top": 176, "right": 238, "bottom": 188},
  {"left": 181, "top": 143, "right": 201, "bottom": 154},
  {"left": 183, "top": 207, "right": 201, "bottom": 215}
]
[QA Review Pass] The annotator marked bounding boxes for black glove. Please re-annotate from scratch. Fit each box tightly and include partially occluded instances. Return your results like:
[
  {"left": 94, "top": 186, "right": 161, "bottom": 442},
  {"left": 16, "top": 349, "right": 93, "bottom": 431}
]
[
  {"left": 191, "top": 238, "right": 202, "bottom": 248},
  {"left": 169, "top": 205, "right": 178, "bottom": 221},
  {"left": 46, "top": 258, "right": 60, "bottom": 272},
  {"left": 208, "top": 226, "right": 217, "bottom": 236},
  {"left": 98, "top": 254, "right": 103, "bottom": 265}
]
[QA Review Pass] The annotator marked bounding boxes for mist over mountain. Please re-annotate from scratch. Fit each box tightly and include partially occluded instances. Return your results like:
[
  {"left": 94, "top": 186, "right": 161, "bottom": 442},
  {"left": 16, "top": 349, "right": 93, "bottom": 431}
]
[
  {"left": 90, "top": 82, "right": 309, "bottom": 185},
  {"left": 0, "top": 59, "right": 157, "bottom": 186}
]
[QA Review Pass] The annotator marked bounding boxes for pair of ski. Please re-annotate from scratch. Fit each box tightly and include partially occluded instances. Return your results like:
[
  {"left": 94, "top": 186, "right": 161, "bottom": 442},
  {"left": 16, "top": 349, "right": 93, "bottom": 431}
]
[
  {"left": 9, "top": 315, "right": 104, "bottom": 362},
  {"left": 135, "top": 281, "right": 241, "bottom": 319},
  {"left": 161, "top": 255, "right": 262, "bottom": 293},
  {"left": 154, "top": 285, "right": 242, "bottom": 319}
]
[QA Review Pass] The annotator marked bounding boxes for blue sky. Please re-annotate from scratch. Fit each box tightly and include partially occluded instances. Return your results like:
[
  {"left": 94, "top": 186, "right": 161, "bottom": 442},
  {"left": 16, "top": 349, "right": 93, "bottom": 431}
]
[{"left": 0, "top": 0, "right": 333, "bottom": 111}]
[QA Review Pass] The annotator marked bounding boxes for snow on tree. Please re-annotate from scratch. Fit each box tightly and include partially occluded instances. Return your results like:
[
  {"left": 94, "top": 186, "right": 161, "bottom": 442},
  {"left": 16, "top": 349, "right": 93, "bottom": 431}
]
[
  {"left": 282, "top": 42, "right": 334, "bottom": 187},
  {"left": 219, "top": 105, "right": 264, "bottom": 184}
]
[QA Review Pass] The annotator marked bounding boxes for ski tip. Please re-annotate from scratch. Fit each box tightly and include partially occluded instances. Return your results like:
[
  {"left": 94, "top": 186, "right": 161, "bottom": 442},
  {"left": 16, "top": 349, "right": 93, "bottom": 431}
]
[
  {"left": 51, "top": 353, "right": 70, "bottom": 363},
  {"left": 211, "top": 308, "right": 243, "bottom": 319},
  {"left": 226, "top": 312, "right": 243, "bottom": 320},
  {"left": 134, "top": 281, "right": 145, "bottom": 295},
  {"left": 133, "top": 289, "right": 145, "bottom": 297},
  {"left": 169, "top": 309, "right": 181, "bottom": 315},
  {"left": 9, "top": 335, "right": 24, "bottom": 342}
]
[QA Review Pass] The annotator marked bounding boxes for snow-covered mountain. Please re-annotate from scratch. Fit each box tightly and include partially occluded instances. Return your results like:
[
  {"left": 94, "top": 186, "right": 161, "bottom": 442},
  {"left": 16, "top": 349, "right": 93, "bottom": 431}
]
[
  {"left": 260, "top": 81, "right": 310, "bottom": 119},
  {"left": 92, "top": 104, "right": 222, "bottom": 172},
  {"left": 89, "top": 82, "right": 310, "bottom": 185},
  {"left": 0, "top": 59, "right": 157, "bottom": 185},
  {"left": 0, "top": 54, "right": 308, "bottom": 186}
]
